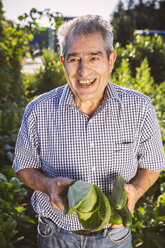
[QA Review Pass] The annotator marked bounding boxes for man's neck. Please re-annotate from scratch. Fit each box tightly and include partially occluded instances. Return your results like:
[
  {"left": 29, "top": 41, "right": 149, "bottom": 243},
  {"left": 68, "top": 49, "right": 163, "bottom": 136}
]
[{"left": 75, "top": 98, "right": 103, "bottom": 117}]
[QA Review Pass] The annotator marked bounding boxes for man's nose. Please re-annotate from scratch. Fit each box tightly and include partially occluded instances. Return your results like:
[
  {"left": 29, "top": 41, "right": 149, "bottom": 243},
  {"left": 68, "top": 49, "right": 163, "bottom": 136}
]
[{"left": 77, "top": 60, "right": 90, "bottom": 76}]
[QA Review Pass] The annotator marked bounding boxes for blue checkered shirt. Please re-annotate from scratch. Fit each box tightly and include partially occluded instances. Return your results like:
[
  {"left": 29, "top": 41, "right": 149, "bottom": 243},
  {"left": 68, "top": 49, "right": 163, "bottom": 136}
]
[{"left": 13, "top": 82, "right": 165, "bottom": 231}]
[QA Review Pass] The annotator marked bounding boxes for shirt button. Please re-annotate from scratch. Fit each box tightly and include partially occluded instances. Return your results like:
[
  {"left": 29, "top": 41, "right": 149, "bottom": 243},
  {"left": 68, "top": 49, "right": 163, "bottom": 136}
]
[
  {"left": 90, "top": 142, "right": 94, "bottom": 148},
  {"left": 92, "top": 166, "right": 96, "bottom": 171}
]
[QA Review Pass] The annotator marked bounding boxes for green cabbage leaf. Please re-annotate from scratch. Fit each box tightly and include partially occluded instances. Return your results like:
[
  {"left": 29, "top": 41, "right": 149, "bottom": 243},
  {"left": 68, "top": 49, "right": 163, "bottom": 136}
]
[{"left": 65, "top": 181, "right": 111, "bottom": 231}]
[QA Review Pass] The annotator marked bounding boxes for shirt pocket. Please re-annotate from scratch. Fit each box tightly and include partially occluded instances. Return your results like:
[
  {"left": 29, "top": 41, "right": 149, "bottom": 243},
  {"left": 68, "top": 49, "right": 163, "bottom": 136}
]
[
  {"left": 112, "top": 141, "right": 134, "bottom": 153},
  {"left": 108, "top": 141, "right": 136, "bottom": 178}
]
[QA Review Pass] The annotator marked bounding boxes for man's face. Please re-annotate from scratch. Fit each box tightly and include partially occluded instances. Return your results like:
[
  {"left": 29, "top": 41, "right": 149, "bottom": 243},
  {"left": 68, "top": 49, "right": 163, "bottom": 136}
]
[{"left": 61, "top": 32, "right": 116, "bottom": 105}]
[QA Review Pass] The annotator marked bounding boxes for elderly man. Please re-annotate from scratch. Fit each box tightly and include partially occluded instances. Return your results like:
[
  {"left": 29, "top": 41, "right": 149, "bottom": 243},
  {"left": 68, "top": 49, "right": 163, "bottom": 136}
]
[{"left": 12, "top": 15, "right": 165, "bottom": 248}]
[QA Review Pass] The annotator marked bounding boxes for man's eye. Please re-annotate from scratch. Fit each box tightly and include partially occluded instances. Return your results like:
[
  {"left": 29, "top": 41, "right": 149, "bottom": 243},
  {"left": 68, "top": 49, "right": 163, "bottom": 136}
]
[
  {"left": 68, "top": 58, "right": 79, "bottom": 63},
  {"left": 91, "top": 56, "right": 99, "bottom": 61}
]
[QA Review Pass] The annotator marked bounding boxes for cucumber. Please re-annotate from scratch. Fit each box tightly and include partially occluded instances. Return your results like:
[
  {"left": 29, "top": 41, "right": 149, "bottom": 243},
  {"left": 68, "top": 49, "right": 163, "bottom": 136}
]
[
  {"left": 112, "top": 176, "right": 127, "bottom": 210},
  {"left": 118, "top": 205, "right": 132, "bottom": 228},
  {"left": 109, "top": 207, "right": 123, "bottom": 225},
  {"left": 108, "top": 195, "right": 123, "bottom": 225}
]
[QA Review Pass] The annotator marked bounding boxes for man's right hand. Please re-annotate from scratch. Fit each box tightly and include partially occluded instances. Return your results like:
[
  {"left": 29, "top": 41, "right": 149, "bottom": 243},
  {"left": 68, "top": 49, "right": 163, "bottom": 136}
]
[
  {"left": 46, "top": 177, "right": 75, "bottom": 211},
  {"left": 17, "top": 168, "right": 74, "bottom": 211}
]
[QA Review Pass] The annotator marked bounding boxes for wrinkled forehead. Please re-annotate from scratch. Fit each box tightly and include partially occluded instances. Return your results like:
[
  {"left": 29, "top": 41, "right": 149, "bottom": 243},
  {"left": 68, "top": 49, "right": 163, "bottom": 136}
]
[{"left": 66, "top": 32, "right": 105, "bottom": 53}]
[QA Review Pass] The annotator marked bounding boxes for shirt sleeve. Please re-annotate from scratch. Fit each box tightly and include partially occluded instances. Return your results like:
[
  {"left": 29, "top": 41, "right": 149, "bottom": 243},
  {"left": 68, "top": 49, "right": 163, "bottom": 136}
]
[
  {"left": 12, "top": 104, "right": 41, "bottom": 173},
  {"left": 138, "top": 101, "right": 165, "bottom": 173}
]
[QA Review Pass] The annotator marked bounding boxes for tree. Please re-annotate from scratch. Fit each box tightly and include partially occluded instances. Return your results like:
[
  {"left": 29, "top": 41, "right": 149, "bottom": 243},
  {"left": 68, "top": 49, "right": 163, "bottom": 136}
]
[
  {"left": 111, "top": 0, "right": 165, "bottom": 46},
  {"left": 0, "top": 1, "right": 32, "bottom": 167}
]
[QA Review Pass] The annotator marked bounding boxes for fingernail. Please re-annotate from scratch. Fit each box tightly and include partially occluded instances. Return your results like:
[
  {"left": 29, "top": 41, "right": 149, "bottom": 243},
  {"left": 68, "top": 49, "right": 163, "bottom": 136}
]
[
  {"left": 124, "top": 184, "right": 128, "bottom": 190},
  {"left": 57, "top": 181, "right": 61, "bottom": 186},
  {"left": 67, "top": 179, "right": 74, "bottom": 184}
]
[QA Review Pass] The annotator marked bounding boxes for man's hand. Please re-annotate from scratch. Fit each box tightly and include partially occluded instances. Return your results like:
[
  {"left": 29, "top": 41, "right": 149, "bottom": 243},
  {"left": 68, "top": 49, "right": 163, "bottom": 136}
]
[
  {"left": 46, "top": 177, "right": 75, "bottom": 210},
  {"left": 123, "top": 183, "right": 141, "bottom": 214},
  {"left": 124, "top": 168, "right": 159, "bottom": 214},
  {"left": 108, "top": 168, "right": 159, "bottom": 228},
  {"left": 107, "top": 183, "right": 140, "bottom": 228},
  {"left": 17, "top": 168, "right": 75, "bottom": 211}
]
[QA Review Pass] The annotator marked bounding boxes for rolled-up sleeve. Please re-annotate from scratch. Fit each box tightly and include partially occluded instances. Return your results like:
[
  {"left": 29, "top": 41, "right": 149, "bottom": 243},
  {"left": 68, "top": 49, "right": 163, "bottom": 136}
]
[
  {"left": 138, "top": 102, "right": 165, "bottom": 172},
  {"left": 12, "top": 105, "right": 41, "bottom": 173}
]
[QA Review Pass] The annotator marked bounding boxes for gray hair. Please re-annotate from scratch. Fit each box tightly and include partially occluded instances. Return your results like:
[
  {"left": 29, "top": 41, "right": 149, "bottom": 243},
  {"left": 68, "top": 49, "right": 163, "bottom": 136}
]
[{"left": 57, "top": 15, "right": 114, "bottom": 60}]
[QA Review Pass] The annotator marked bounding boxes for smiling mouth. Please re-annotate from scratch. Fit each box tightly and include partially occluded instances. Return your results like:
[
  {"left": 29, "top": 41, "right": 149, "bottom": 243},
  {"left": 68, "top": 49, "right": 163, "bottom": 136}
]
[{"left": 78, "top": 79, "right": 96, "bottom": 86}]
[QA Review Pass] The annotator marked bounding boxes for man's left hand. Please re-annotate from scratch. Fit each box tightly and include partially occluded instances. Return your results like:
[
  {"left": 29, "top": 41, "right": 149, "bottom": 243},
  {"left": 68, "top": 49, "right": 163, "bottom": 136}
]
[
  {"left": 123, "top": 183, "right": 140, "bottom": 214},
  {"left": 108, "top": 183, "right": 139, "bottom": 228}
]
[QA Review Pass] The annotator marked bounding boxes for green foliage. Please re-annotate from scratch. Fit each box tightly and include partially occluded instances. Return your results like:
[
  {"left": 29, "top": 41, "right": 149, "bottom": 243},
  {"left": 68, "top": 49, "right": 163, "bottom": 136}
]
[
  {"left": 131, "top": 171, "right": 165, "bottom": 248},
  {"left": 112, "top": 56, "right": 155, "bottom": 96},
  {"left": 0, "top": 2, "right": 33, "bottom": 168},
  {"left": 111, "top": 0, "right": 133, "bottom": 46},
  {"left": 17, "top": 8, "right": 64, "bottom": 54},
  {"left": 113, "top": 32, "right": 165, "bottom": 84},
  {"left": 111, "top": 0, "right": 165, "bottom": 46},
  {"left": 0, "top": 167, "right": 36, "bottom": 248},
  {"left": 0, "top": 15, "right": 32, "bottom": 109},
  {"left": 18, "top": 7, "right": 64, "bottom": 31},
  {"left": 24, "top": 49, "right": 66, "bottom": 98}
]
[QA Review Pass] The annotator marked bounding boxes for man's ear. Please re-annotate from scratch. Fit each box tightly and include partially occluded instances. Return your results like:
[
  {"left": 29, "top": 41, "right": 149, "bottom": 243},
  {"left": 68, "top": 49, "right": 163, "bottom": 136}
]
[
  {"left": 60, "top": 56, "right": 65, "bottom": 68},
  {"left": 109, "top": 51, "right": 116, "bottom": 73}
]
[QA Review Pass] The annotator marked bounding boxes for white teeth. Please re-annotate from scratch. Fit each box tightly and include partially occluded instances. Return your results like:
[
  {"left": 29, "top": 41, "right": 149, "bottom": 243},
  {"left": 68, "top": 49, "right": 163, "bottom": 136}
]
[{"left": 79, "top": 79, "right": 95, "bottom": 85}]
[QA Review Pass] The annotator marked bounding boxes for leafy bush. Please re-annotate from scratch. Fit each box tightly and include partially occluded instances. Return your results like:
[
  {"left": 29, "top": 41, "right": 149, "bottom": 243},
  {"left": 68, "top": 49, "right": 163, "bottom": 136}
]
[
  {"left": 113, "top": 32, "right": 165, "bottom": 84},
  {"left": 0, "top": 167, "right": 36, "bottom": 248},
  {"left": 0, "top": 1, "right": 33, "bottom": 168},
  {"left": 0, "top": 5, "right": 32, "bottom": 112},
  {"left": 24, "top": 50, "right": 66, "bottom": 98},
  {"left": 131, "top": 171, "right": 165, "bottom": 248}
]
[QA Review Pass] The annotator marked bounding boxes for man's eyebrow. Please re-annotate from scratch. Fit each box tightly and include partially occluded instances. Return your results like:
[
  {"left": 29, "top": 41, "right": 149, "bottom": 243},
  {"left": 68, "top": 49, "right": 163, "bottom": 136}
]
[
  {"left": 66, "top": 51, "right": 103, "bottom": 61},
  {"left": 66, "top": 53, "right": 79, "bottom": 59},
  {"left": 88, "top": 51, "right": 103, "bottom": 56}
]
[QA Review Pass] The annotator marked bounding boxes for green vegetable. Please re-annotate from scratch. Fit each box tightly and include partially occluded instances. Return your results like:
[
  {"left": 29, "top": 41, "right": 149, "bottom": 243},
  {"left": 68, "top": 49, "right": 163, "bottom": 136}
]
[
  {"left": 108, "top": 195, "right": 123, "bottom": 225},
  {"left": 112, "top": 176, "right": 127, "bottom": 210},
  {"left": 65, "top": 177, "right": 132, "bottom": 230},
  {"left": 65, "top": 181, "right": 97, "bottom": 215},
  {"left": 65, "top": 181, "right": 111, "bottom": 231},
  {"left": 76, "top": 209, "right": 93, "bottom": 221},
  {"left": 109, "top": 207, "right": 123, "bottom": 225},
  {"left": 77, "top": 185, "right": 111, "bottom": 231},
  {"left": 118, "top": 204, "right": 132, "bottom": 228},
  {"left": 108, "top": 176, "right": 132, "bottom": 227}
]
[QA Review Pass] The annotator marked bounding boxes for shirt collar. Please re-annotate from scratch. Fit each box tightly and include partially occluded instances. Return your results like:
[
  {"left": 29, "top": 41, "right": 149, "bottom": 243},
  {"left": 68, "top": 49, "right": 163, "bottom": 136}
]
[
  {"left": 59, "top": 84, "right": 76, "bottom": 107},
  {"left": 59, "top": 82, "right": 122, "bottom": 107},
  {"left": 106, "top": 82, "right": 122, "bottom": 104}
]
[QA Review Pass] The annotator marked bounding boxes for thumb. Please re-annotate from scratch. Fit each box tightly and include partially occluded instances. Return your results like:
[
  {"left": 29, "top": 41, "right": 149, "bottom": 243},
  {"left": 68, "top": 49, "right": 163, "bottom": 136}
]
[
  {"left": 123, "top": 183, "right": 133, "bottom": 193},
  {"left": 51, "top": 194, "right": 64, "bottom": 210},
  {"left": 56, "top": 178, "right": 75, "bottom": 187},
  {"left": 65, "top": 178, "right": 75, "bottom": 186}
]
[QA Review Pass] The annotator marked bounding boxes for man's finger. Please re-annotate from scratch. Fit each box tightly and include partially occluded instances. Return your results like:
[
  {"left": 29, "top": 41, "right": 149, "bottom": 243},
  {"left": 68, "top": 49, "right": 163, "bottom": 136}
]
[
  {"left": 57, "top": 178, "right": 75, "bottom": 187},
  {"left": 51, "top": 195, "right": 64, "bottom": 210},
  {"left": 111, "top": 224, "right": 123, "bottom": 229}
]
